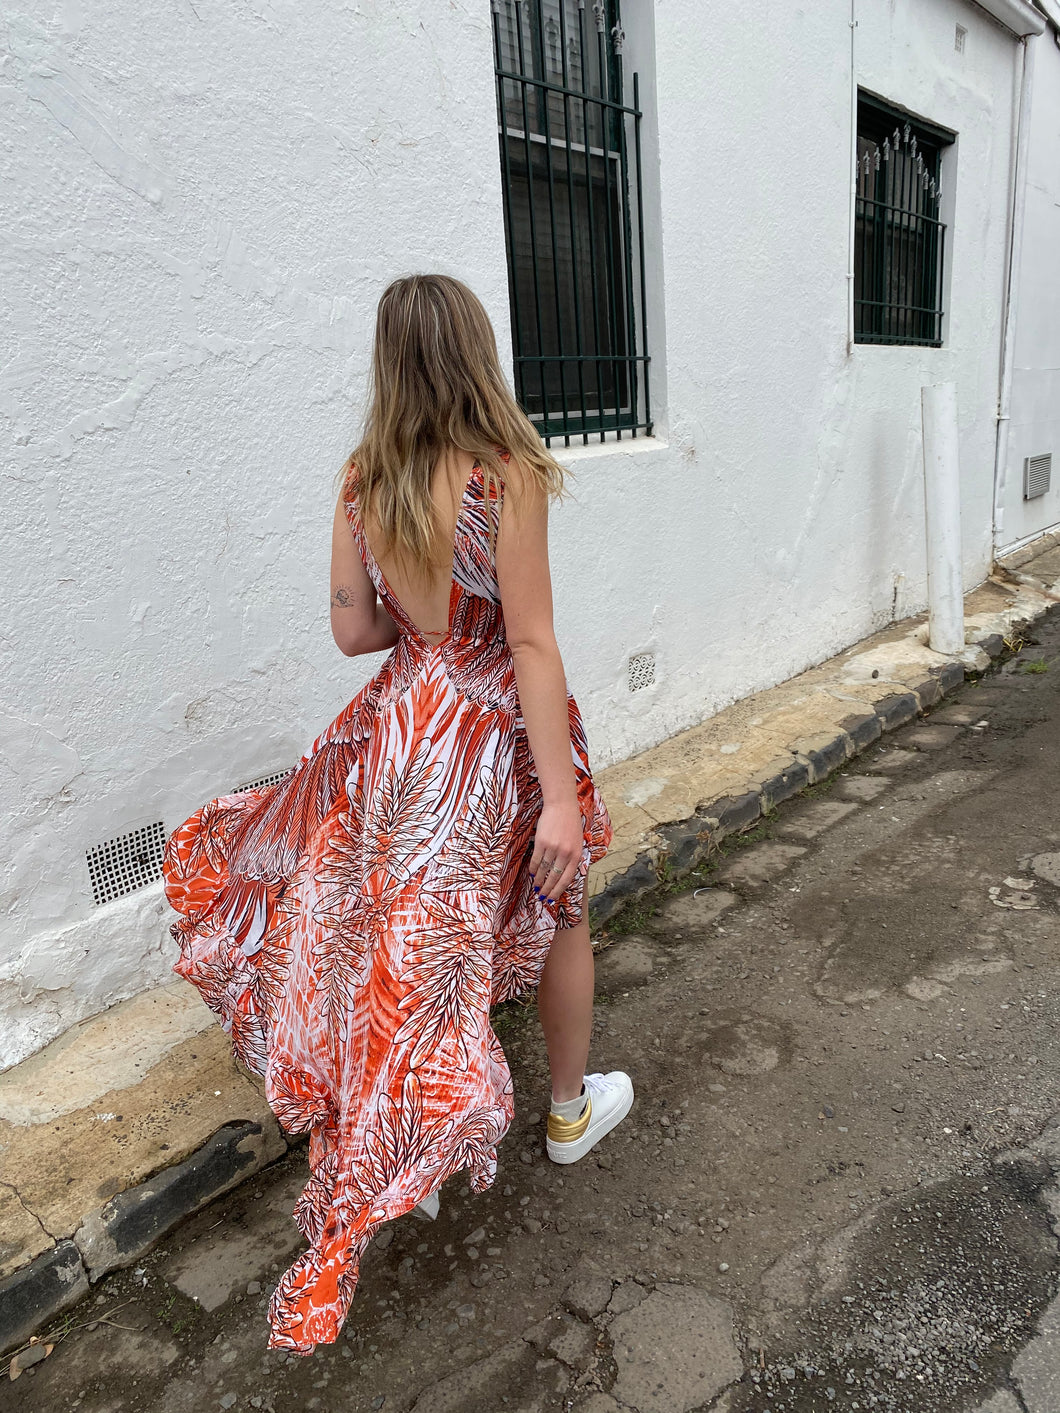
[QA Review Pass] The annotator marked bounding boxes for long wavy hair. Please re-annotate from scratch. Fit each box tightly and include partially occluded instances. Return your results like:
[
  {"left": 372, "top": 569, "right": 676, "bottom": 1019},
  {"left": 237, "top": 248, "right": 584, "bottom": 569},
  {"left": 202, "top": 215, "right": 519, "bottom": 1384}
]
[{"left": 341, "top": 273, "right": 569, "bottom": 581}]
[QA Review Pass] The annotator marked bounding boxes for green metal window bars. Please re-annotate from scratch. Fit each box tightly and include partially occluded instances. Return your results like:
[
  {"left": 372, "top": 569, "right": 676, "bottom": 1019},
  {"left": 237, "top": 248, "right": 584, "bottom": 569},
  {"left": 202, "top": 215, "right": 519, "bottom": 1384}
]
[
  {"left": 492, "top": 0, "right": 651, "bottom": 444},
  {"left": 855, "top": 94, "right": 953, "bottom": 347}
]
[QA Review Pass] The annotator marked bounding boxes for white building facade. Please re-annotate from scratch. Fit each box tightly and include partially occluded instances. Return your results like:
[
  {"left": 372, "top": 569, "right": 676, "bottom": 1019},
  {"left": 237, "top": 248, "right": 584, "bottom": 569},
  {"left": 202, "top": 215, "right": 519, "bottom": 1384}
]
[
  {"left": 996, "top": 0, "right": 1060, "bottom": 551},
  {"left": 2, "top": 0, "right": 1057, "bottom": 1068}
]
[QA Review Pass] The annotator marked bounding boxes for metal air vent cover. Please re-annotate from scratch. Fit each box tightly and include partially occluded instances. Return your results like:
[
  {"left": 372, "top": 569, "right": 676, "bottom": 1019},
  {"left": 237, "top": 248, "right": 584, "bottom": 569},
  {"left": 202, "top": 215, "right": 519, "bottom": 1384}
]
[
  {"left": 628, "top": 652, "right": 656, "bottom": 693},
  {"left": 86, "top": 821, "right": 167, "bottom": 906},
  {"left": 1024, "top": 453, "right": 1052, "bottom": 501}
]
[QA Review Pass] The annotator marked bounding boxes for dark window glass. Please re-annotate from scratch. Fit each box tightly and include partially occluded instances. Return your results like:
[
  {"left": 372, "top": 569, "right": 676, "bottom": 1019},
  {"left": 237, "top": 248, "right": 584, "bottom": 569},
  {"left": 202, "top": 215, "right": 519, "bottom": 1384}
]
[
  {"left": 855, "top": 95, "right": 952, "bottom": 346},
  {"left": 492, "top": 1, "right": 651, "bottom": 443}
]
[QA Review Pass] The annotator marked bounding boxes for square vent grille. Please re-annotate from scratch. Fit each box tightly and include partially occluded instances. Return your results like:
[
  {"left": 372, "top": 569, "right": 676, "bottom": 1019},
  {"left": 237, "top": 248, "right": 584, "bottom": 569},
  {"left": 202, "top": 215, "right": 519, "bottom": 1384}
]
[
  {"left": 1024, "top": 453, "right": 1052, "bottom": 501},
  {"left": 86, "top": 821, "right": 167, "bottom": 906},
  {"left": 234, "top": 766, "right": 293, "bottom": 794},
  {"left": 628, "top": 652, "right": 656, "bottom": 693}
]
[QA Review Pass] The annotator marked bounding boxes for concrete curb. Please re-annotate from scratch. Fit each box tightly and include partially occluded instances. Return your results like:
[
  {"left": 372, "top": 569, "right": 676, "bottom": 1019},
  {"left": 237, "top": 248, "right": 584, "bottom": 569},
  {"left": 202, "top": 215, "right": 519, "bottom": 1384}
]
[
  {"left": 0, "top": 1118, "right": 287, "bottom": 1357},
  {"left": 586, "top": 633, "right": 1021, "bottom": 931},
  {"left": 0, "top": 1241, "right": 88, "bottom": 1360},
  {"left": 74, "top": 1119, "right": 286, "bottom": 1281}
]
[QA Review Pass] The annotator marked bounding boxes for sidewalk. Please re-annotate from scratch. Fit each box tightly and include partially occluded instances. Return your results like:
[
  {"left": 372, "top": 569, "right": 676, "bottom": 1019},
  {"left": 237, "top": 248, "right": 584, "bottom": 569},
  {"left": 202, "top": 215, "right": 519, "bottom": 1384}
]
[{"left": 3, "top": 535, "right": 1059, "bottom": 1357}]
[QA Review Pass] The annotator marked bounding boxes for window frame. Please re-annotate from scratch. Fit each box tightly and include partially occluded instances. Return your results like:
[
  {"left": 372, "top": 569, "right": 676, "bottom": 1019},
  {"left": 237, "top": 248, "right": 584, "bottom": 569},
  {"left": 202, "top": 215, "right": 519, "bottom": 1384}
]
[
  {"left": 491, "top": 0, "right": 652, "bottom": 445},
  {"left": 854, "top": 90, "right": 955, "bottom": 348}
]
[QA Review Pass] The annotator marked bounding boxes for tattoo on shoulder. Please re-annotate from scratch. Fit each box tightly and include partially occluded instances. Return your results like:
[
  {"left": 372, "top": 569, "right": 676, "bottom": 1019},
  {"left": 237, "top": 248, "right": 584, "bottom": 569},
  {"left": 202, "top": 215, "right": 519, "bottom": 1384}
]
[{"left": 331, "top": 586, "right": 358, "bottom": 608}]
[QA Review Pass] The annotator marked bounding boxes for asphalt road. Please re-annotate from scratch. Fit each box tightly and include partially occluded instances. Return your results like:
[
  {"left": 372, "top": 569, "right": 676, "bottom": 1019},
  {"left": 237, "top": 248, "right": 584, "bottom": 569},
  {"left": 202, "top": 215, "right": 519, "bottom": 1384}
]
[{"left": 7, "top": 607, "right": 1060, "bottom": 1413}]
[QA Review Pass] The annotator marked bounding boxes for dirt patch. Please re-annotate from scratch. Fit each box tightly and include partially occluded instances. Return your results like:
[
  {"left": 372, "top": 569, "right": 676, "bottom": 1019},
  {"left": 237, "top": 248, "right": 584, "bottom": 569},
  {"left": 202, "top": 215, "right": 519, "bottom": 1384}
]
[
  {"left": 729, "top": 1157, "right": 1060, "bottom": 1412},
  {"left": 693, "top": 1014, "right": 795, "bottom": 1077}
]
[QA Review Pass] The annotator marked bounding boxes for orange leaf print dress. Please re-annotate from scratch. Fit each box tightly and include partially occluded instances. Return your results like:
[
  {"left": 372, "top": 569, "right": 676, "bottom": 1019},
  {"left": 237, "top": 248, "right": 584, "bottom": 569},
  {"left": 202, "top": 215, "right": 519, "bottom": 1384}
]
[{"left": 162, "top": 450, "right": 613, "bottom": 1354}]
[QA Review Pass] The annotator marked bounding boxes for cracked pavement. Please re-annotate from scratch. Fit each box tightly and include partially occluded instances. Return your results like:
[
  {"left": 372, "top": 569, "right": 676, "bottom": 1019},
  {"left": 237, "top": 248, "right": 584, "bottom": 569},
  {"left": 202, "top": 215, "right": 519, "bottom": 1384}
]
[{"left": 7, "top": 607, "right": 1060, "bottom": 1413}]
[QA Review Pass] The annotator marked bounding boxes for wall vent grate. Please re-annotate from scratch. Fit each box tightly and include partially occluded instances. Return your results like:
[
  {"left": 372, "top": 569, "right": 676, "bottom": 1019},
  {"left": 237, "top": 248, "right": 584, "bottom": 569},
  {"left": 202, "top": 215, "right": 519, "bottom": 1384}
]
[
  {"left": 628, "top": 652, "right": 656, "bottom": 693},
  {"left": 1024, "top": 453, "right": 1052, "bottom": 501},
  {"left": 87, "top": 821, "right": 167, "bottom": 906},
  {"left": 234, "top": 767, "right": 294, "bottom": 794},
  {"left": 954, "top": 24, "right": 966, "bottom": 53}
]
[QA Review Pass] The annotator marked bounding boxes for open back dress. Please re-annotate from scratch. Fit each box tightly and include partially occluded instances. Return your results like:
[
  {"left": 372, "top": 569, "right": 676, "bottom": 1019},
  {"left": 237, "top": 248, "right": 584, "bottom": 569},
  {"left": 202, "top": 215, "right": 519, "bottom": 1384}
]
[{"left": 162, "top": 448, "right": 613, "bottom": 1354}]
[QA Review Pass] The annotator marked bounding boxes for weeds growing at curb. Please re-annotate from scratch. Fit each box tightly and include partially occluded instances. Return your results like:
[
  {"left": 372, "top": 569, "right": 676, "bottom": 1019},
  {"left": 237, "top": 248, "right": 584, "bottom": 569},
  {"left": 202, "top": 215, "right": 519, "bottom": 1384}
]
[
  {"left": 599, "top": 801, "right": 786, "bottom": 939},
  {"left": 802, "top": 774, "right": 838, "bottom": 800},
  {"left": 600, "top": 897, "right": 658, "bottom": 939},
  {"left": 5, "top": 1298, "right": 141, "bottom": 1375}
]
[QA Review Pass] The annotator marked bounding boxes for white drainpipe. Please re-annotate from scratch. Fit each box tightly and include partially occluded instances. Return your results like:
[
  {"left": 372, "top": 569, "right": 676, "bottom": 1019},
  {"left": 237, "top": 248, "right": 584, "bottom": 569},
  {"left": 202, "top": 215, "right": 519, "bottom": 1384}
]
[
  {"left": 921, "top": 382, "right": 965, "bottom": 656},
  {"left": 992, "top": 27, "right": 1041, "bottom": 557},
  {"left": 846, "top": 0, "right": 858, "bottom": 356}
]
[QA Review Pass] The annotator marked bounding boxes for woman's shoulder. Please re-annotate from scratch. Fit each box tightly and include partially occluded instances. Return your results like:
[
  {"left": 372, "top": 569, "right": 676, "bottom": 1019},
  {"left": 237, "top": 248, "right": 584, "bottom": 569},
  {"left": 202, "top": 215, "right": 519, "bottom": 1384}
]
[
  {"left": 489, "top": 446, "right": 549, "bottom": 508},
  {"left": 484, "top": 446, "right": 512, "bottom": 476},
  {"left": 338, "top": 459, "right": 363, "bottom": 538},
  {"left": 341, "top": 456, "right": 361, "bottom": 501}
]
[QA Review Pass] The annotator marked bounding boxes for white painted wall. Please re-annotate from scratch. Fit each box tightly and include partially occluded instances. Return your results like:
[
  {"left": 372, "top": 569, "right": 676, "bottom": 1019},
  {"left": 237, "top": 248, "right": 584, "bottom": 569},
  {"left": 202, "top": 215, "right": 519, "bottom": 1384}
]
[
  {"left": 553, "top": 0, "right": 1020, "bottom": 755},
  {"left": 996, "top": 27, "right": 1060, "bottom": 550},
  {"left": 0, "top": 0, "right": 1048, "bottom": 1068},
  {"left": 0, "top": 0, "right": 512, "bottom": 1068}
]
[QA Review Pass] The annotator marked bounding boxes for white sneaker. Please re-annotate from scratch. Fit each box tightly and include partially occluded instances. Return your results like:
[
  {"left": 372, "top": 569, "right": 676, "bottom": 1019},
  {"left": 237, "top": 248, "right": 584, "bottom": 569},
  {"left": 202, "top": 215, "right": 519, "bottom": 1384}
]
[
  {"left": 414, "top": 1189, "right": 440, "bottom": 1220},
  {"left": 546, "top": 1071, "right": 634, "bottom": 1165}
]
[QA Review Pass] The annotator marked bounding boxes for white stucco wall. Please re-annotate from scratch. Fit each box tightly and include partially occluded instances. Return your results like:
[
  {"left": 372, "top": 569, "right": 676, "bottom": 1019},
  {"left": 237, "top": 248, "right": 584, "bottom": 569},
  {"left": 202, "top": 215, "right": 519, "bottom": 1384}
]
[
  {"left": 551, "top": 0, "right": 1019, "bottom": 755},
  {"left": 0, "top": 0, "right": 1044, "bottom": 1068},
  {"left": 0, "top": 0, "right": 513, "bottom": 1068},
  {"left": 997, "top": 26, "right": 1060, "bottom": 550}
]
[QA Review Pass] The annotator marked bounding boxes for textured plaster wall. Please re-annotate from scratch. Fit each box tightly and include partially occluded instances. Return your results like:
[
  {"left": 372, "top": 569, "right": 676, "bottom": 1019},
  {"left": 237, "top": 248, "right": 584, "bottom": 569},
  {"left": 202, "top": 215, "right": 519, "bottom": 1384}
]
[
  {"left": 998, "top": 29, "right": 1060, "bottom": 550},
  {"left": 551, "top": 0, "right": 1017, "bottom": 759},
  {"left": 0, "top": 0, "right": 512, "bottom": 1068},
  {"left": 0, "top": 0, "right": 1033, "bottom": 1068}
]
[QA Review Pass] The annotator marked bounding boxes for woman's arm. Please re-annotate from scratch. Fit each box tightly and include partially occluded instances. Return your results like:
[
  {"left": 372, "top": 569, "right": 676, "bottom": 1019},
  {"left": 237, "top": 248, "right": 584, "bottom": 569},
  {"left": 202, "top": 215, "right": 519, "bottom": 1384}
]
[
  {"left": 329, "top": 496, "right": 402, "bottom": 656},
  {"left": 496, "top": 467, "right": 583, "bottom": 904}
]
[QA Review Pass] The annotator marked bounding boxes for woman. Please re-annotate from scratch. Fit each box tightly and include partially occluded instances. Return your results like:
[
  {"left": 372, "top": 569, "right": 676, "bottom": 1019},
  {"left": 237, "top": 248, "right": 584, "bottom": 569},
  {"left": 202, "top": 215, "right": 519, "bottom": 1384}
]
[{"left": 163, "top": 273, "right": 633, "bottom": 1355}]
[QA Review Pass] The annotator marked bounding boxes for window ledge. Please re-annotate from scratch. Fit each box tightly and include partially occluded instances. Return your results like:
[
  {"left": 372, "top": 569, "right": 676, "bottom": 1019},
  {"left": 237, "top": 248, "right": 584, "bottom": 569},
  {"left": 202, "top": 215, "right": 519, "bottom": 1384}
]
[{"left": 549, "top": 434, "right": 669, "bottom": 466}]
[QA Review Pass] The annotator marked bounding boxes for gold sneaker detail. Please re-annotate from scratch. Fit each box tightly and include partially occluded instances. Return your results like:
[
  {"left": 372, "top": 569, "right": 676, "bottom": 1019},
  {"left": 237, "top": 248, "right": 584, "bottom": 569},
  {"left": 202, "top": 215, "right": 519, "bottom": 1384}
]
[
  {"left": 547, "top": 1095, "right": 592, "bottom": 1143},
  {"left": 546, "top": 1071, "right": 634, "bottom": 1165}
]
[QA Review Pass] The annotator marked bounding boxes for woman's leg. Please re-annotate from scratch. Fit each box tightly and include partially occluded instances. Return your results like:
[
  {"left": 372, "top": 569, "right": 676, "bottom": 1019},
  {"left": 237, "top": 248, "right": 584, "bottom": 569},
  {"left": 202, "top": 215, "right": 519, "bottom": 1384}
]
[{"left": 536, "top": 877, "right": 594, "bottom": 1103}]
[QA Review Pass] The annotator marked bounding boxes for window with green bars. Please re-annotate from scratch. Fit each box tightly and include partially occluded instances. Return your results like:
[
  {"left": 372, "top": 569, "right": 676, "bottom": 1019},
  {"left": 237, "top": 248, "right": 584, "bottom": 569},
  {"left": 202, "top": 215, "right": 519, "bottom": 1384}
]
[
  {"left": 854, "top": 92, "right": 954, "bottom": 347},
  {"left": 491, "top": 0, "right": 651, "bottom": 445}
]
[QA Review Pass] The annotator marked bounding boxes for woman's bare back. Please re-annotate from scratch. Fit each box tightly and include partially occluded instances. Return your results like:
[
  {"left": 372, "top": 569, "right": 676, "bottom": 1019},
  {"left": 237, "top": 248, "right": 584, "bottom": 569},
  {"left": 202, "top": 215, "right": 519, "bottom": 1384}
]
[{"left": 358, "top": 447, "right": 480, "bottom": 642}]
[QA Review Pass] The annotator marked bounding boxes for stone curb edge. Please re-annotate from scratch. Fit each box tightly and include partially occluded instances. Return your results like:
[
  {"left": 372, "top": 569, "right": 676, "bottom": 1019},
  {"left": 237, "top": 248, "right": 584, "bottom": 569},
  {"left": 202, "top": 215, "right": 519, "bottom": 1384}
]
[
  {"left": 998, "top": 529, "right": 1060, "bottom": 572},
  {"left": 1, "top": 1118, "right": 286, "bottom": 1358},
  {"left": 586, "top": 628, "right": 1035, "bottom": 930}
]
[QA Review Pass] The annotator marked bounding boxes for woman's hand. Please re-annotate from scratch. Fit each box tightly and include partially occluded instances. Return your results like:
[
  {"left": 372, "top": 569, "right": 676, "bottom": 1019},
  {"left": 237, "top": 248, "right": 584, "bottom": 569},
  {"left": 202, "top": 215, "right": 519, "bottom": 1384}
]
[
  {"left": 529, "top": 798, "right": 585, "bottom": 903},
  {"left": 497, "top": 457, "right": 586, "bottom": 908}
]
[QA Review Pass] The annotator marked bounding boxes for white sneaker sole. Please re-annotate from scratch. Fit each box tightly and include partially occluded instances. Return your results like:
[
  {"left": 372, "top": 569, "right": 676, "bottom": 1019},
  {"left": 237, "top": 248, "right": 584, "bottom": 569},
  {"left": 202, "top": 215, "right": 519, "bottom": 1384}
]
[
  {"left": 546, "top": 1075, "right": 634, "bottom": 1165},
  {"left": 414, "top": 1190, "right": 440, "bottom": 1220}
]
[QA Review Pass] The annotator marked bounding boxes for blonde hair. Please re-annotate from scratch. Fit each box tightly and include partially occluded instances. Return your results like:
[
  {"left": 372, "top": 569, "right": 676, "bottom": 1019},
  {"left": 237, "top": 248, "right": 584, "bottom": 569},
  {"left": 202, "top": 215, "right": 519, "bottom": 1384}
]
[{"left": 341, "top": 273, "right": 568, "bottom": 580}]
